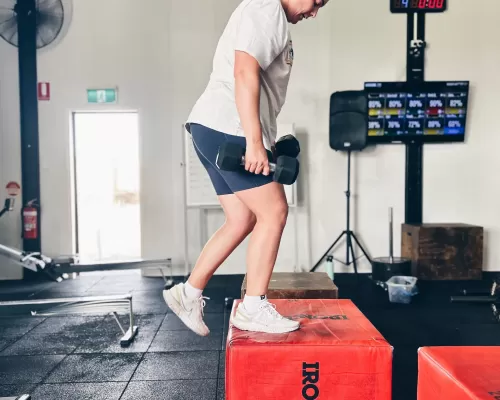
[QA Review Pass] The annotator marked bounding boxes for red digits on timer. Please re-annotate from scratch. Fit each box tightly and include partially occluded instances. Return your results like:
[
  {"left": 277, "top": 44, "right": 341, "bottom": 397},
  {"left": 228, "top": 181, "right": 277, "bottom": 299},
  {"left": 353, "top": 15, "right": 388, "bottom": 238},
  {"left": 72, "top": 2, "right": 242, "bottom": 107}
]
[
  {"left": 419, "top": 0, "right": 426, "bottom": 7},
  {"left": 436, "top": 0, "right": 444, "bottom": 7},
  {"left": 429, "top": 0, "right": 436, "bottom": 7}
]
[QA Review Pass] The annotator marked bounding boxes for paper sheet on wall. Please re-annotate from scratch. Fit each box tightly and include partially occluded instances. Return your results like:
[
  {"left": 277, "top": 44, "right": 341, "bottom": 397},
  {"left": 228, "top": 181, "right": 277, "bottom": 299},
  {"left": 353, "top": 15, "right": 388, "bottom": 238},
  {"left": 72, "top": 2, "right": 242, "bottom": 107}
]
[{"left": 183, "top": 124, "right": 296, "bottom": 208}]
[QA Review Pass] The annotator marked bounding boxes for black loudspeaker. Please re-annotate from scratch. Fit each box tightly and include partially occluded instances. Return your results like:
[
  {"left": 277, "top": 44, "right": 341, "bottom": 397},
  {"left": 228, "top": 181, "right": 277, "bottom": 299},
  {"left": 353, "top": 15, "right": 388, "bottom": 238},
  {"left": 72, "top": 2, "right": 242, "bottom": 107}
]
[
  {"left": 329, "top": 90, "right": 368, "bottom": 151},
  {"left": 311, "top": 90, "right": 372, "bottom": 275}
]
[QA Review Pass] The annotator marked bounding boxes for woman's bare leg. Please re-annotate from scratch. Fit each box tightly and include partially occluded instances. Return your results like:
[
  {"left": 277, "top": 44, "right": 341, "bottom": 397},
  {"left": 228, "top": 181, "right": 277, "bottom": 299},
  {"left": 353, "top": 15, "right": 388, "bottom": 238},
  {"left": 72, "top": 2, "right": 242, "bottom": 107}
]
[
  {"left": 234, "top": 182, "right": 288, "bottom": 296},
  {"left": 163, "top": 193, "right": 255, "bottom": 337},
  {"left": 229, "top": 181, "right": 299, "bottom": 333},
  {"left": 187, "top": 194, "right": 256, "bottom": 290},
  {"left": 164, "top": 180, "right": 297, "bottom": 335}
]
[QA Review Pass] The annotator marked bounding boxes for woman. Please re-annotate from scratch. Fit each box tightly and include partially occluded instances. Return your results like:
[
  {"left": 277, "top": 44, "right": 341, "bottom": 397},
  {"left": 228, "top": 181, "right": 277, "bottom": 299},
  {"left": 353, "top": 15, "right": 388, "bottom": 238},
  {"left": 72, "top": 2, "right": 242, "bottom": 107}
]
[{"left": 163, "top": 0, "right": 328, "bottom": 336}]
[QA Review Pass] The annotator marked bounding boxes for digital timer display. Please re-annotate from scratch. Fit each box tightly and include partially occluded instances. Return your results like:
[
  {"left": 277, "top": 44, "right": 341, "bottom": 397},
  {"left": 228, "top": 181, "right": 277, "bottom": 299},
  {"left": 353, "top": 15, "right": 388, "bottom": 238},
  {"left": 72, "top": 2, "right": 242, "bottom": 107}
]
[
  {"left": 391, "top": 0, "right": 447, "bottom": 13},
  {"left": 364, "top": 81, "right": 470, "bottom": 144}
]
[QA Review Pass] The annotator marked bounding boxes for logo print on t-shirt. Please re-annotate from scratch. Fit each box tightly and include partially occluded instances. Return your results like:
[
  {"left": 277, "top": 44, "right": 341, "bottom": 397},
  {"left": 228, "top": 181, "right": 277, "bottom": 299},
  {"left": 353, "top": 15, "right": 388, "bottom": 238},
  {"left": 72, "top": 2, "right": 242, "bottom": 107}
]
[{"left": 286, "top": 40, "right": 294, "bottom": 66}]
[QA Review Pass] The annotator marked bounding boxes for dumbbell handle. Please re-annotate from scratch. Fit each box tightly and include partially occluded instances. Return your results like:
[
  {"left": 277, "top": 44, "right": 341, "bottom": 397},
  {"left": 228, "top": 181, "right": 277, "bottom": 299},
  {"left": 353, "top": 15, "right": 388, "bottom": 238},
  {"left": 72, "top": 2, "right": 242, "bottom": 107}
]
[{"left": 240, "top": 156, "right": 277, "bottom": 172}]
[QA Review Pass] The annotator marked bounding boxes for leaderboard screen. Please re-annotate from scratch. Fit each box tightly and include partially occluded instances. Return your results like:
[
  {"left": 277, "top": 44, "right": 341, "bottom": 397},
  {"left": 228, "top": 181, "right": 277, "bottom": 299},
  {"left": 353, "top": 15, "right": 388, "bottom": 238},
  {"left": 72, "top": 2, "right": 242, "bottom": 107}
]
[{"left": 364, "top": 81, "right": 470, "bottom": 144}]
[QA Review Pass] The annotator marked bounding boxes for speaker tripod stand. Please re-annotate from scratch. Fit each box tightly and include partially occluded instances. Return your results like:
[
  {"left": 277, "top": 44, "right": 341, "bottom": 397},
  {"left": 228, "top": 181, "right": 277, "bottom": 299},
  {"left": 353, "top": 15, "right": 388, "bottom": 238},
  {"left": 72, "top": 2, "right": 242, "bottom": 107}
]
[{"left": 311, "top": 150, "right": 371, "bottom": 275}]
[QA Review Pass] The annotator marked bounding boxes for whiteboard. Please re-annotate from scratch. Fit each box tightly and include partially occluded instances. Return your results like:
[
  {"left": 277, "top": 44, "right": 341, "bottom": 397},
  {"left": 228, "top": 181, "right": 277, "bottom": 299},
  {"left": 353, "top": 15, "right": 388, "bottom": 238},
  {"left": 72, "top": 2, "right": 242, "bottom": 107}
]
[{"left": 183, "top": 124, "right": 297, "bottom": 208}]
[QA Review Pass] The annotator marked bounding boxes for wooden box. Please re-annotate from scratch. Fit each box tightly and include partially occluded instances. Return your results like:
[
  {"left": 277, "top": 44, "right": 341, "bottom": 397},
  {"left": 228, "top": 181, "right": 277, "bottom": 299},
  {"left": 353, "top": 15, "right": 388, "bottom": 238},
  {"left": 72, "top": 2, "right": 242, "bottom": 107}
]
[
  {"left": 401, "top": 223, "right": 483, "bottom": 280},
  {"left": 241, "top": 272, "right": 338, "bottom": 299}
]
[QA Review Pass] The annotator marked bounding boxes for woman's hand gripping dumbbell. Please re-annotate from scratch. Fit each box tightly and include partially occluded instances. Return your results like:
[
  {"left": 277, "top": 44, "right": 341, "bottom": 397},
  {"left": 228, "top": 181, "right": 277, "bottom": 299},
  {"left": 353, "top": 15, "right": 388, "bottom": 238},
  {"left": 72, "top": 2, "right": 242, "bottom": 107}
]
[{"left": 216, "top": 142, "right": 299, "bottom": 185}]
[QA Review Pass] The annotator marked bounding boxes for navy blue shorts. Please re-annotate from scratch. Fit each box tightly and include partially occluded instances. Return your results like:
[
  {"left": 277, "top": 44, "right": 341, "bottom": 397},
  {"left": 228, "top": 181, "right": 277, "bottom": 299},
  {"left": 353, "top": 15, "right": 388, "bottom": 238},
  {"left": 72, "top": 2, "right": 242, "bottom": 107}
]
[{"left": 188, "top": 123, "right": 274, "bottom": 196}]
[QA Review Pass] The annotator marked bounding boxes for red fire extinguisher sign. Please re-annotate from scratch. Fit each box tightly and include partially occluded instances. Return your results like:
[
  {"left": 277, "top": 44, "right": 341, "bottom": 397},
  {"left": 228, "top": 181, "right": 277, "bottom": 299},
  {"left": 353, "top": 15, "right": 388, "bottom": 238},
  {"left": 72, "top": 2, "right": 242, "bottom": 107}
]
[{"left": 38, "top": 82, "right": 50, "bottom": 101}]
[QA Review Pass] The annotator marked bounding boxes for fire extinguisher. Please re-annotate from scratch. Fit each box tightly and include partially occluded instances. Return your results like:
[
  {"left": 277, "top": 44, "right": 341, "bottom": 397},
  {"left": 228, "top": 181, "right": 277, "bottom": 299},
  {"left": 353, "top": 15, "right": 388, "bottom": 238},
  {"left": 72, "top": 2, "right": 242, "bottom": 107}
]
[{"left": 22, "top": 200, "right": 39, "bottom": 240}]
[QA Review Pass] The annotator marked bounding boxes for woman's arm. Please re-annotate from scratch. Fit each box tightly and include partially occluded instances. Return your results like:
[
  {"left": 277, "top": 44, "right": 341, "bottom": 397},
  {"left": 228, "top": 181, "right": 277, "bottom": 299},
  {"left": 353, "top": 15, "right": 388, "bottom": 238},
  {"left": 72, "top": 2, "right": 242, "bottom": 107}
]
[{"left": 234, "top": 50, "right": 270, "bottom": 176}]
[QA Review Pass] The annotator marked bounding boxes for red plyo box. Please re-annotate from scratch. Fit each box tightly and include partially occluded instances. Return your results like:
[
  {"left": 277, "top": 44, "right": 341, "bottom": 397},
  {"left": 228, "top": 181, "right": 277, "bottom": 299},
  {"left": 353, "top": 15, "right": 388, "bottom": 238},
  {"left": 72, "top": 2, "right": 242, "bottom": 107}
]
[
  {"left": 418, "top": 346, "right": 500, "bottom": 400},
  {"left": 226, "top": 299, "right": 393, "bottom": 400}
]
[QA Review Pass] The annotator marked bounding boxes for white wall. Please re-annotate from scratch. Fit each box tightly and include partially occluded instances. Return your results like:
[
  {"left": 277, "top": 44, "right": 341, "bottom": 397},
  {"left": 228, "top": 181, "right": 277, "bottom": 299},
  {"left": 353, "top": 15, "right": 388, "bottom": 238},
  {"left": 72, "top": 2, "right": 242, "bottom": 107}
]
[
  {"left": 0, "top": 41, "right": 23, "bottom": 279},
  {"left": 1, "top": 0, "right": 499, "bottom": 280}
]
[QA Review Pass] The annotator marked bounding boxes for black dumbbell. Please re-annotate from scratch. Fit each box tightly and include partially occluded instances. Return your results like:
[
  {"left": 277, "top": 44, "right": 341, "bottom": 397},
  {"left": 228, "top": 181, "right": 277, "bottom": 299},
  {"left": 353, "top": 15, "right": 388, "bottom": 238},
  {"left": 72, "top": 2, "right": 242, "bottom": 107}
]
[
  {"left": 275, "top": 135, "right": 300, "bottom": 158},
  {"left": 216, "top": 142, "right": 299, "bottom": 185}
]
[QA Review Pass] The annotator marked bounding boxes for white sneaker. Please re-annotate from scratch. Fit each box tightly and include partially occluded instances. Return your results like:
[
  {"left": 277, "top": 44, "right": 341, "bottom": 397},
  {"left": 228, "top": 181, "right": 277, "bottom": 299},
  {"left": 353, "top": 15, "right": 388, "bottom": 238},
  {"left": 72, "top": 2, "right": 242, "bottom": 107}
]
[
  {"left": 230, "top": 301, "right": 300, "bottom": 334},
  {"left": 163, "top": 283, "right": 210, "bottom": 336}
]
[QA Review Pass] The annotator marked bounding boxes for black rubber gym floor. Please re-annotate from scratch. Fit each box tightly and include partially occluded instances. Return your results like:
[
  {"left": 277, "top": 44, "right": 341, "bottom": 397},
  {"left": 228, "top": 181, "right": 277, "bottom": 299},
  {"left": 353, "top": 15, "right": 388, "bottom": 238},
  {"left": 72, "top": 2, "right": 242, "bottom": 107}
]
[{"left": 0, "top": 271, "right": 499, "bottom": 400}]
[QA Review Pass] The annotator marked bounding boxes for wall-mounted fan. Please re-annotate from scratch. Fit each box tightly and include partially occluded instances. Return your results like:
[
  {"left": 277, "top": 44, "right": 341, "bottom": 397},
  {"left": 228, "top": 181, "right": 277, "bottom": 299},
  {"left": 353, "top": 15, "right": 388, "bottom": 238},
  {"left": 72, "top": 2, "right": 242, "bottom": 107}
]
[{"left": 0, "top": 0, "right": 72, "bottom": 51}]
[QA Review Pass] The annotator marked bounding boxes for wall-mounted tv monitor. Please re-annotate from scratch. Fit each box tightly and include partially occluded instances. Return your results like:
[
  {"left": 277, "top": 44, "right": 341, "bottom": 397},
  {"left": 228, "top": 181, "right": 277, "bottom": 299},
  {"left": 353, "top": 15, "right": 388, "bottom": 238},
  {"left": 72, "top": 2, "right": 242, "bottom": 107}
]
[{"left": 364, "top": 81, "right": 470, "bottom": 144}]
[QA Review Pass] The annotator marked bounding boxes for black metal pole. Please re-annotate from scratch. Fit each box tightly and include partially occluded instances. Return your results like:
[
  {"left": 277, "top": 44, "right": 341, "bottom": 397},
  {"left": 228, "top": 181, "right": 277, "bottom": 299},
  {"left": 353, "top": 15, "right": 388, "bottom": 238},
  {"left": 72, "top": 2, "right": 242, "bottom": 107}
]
[
  {"left": 406, "top": 13, "right": 415, "bottom": 81},
  {"left": 405, "top": 144, "right": 423, "bottom": 224},
  {"left": 346, "top": 150, "right": 351, "bottom": 264},
  {"left": 405, "top": 13, "right": 425, "bottom": 225},
  {"left": 17, "top": 0, "right": 42, "bottom": 255}
]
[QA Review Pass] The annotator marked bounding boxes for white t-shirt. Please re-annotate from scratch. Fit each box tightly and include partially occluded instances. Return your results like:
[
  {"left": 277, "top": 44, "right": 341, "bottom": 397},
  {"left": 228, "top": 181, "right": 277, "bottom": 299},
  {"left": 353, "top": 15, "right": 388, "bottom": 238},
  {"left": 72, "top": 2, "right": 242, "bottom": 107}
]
[{"left": 186, "top": 0, "right": 293, "bottom": 150}]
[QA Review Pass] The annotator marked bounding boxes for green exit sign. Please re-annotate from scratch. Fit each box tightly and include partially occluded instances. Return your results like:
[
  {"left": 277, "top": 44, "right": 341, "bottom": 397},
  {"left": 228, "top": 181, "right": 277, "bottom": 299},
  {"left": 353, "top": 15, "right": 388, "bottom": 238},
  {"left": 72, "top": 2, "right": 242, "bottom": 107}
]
[{"left": 87, "top": 88, "right": 118, "bottom": 104}]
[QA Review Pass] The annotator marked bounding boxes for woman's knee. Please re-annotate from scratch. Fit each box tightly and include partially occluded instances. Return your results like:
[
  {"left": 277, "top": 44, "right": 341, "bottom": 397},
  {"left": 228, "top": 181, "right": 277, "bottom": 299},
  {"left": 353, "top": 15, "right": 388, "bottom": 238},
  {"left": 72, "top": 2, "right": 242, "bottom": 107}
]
[
  {"left": 226, "top": 209, "right": 256, "bottom": 237},
  {"left": 233, "top": 181, "right": 289, "bottom": 230},
  {"left": 260, "top": 200, "right": 288, "bottom": 229}
]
